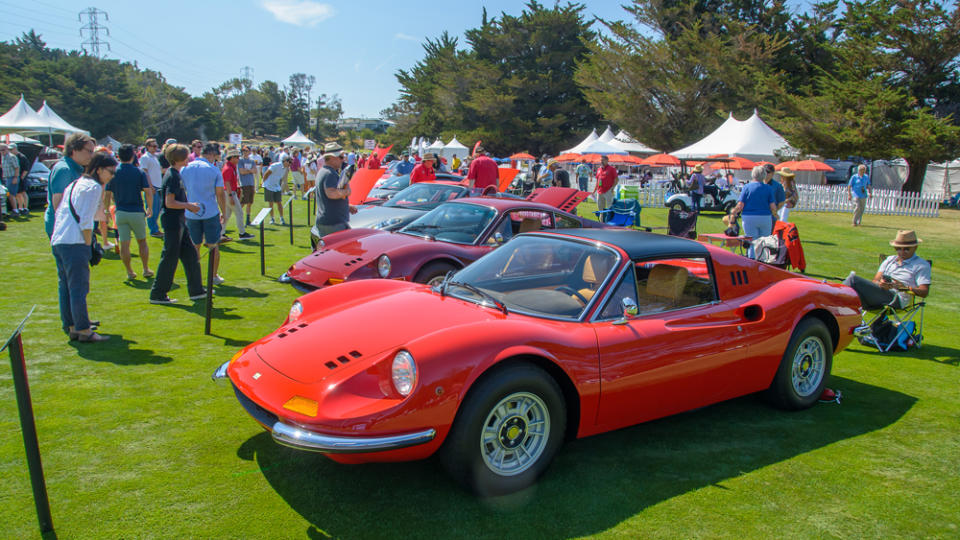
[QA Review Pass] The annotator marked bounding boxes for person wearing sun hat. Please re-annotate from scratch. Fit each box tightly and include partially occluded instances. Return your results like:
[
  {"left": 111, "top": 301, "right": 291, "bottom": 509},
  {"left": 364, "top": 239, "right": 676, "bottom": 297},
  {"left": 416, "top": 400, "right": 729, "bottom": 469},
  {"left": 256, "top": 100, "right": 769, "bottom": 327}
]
[
  {"left": 687, "top": 164, "right": 706, "bottom": 212},
  {"left": 410, "top": 153, "right": 436, "bottom": 184},
  {"left": 843, "top": 229, "right": 930, "bottom": 309},
  {"left": 777, "top": 167, "right": 799, "bottom": 222}
]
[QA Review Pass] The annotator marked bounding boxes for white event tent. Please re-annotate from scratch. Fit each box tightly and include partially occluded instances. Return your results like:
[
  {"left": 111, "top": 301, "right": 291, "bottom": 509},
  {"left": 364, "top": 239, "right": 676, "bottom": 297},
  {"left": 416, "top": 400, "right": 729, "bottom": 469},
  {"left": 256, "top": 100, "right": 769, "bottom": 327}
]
[
  {"left": 0, "top": 95, "right": 53, "bottom": 134},
  {"left": 442, "top": 136, "right": 469, "bottom": 162},
  {"left": 560, "top": 129, "right": 599, "bottom": 154},
  {"left": 427, "top": 138, "right": 446, "bottom": 154},
  {"left": 610, "top": 130, "right": 658, "bottom": 155},
  {"left": 671, "top": 110, "right": 794, "bottom": 163},
  {"left": 577, "top": 138, "right": 628, "bottom": 155},
  {"left": 37, "top": 101, "right": 88, "bottom": 135},
  {"left": 598, "top": 126, "right": 616, "bottom": 143},
  {"left": 922, "top": 159, "right": 960, "bottom": 195},
  {"left": 281, "top": 127, "right": 315, "bottom": 147}
]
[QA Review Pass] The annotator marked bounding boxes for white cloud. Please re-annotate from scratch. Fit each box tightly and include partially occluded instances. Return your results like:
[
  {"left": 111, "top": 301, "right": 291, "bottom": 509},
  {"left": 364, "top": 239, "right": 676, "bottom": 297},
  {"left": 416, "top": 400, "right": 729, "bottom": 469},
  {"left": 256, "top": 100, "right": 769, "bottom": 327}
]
[
  {"left": 394, "top": 33, "right": 418, "bottom": 42},
  {"left": 262, "top": 0, "right": 335, "bottom": 27}
]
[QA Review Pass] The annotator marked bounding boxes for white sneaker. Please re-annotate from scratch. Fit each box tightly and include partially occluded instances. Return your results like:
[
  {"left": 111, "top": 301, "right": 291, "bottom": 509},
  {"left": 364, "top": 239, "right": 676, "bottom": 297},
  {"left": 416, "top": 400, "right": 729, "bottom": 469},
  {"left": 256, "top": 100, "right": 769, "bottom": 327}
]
[
  {"left": 213, "top": 275, "right": 225, "bottom": 285},
  {"left": 279, "top": 218, "right": 286, "bottom": 225}
]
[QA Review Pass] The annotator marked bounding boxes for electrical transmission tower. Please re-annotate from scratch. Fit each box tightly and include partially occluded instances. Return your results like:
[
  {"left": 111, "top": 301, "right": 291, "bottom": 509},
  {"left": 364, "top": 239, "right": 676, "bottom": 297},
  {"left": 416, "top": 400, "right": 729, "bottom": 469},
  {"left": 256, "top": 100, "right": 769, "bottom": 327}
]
[
  {"left": 241, "top": 66, "right": 254, "bottom": 86},
  {"left": 78, "top": 7, "right": 110, "bottom": 57}
]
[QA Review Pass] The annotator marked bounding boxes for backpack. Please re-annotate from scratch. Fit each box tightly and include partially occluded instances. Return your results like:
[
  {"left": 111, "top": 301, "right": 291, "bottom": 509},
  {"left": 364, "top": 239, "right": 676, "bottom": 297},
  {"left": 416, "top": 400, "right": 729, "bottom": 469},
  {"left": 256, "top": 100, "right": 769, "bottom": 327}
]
[{"left": 751, "top": 234, "right": 788, "bottom": 266}]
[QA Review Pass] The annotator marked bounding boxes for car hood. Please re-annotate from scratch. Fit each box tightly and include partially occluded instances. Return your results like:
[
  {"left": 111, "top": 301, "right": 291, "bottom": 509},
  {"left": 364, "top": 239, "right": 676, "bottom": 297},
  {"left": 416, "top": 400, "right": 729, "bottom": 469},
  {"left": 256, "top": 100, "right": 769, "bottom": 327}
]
[
  {"left": 350, "top": 206, "right": 424, "bottom": 230},
  {"left": 296, "top": 230, "right": 427, "bottom": 271},
  {"left": 256, "top": 284, "right": 499, "bottom": 384}
]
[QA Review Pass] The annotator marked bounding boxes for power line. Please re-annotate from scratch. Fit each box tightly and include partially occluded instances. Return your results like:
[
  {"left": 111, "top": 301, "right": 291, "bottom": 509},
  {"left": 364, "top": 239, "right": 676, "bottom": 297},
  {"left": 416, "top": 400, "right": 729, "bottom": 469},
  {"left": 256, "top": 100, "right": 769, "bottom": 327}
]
[{"left": 78, "top": 7, "right": 110, "bottom": 57}]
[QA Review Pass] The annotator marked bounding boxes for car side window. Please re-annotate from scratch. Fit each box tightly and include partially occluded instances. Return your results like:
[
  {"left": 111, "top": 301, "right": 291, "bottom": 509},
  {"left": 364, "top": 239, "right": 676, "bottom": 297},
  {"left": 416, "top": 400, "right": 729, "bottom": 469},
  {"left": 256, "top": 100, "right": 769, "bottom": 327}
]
[
  {"left": 633, "top": 257, "right": 717, "bottom": 314},
  {"left": 486, "top": 209, "right": 552, "bottom": 245},
  {"left": 555, "top": 213, "right": 582, "bottom": 229},
  {"left": 598, "top": 265, "right": 639, "bottom": 320}
]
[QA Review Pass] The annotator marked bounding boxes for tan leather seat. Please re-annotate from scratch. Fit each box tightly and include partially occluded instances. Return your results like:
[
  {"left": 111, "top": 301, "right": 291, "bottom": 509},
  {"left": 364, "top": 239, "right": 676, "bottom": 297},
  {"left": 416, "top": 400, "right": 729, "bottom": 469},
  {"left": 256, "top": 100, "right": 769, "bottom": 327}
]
[
  {"left": 518, "top": 217, "right": 541, "bottom": 233},
  {"left": 578, "top": 255, "right": 614, "bottom": 301},
  {"left": 646, "top": 264, "right": 687, "bottom": 305}
]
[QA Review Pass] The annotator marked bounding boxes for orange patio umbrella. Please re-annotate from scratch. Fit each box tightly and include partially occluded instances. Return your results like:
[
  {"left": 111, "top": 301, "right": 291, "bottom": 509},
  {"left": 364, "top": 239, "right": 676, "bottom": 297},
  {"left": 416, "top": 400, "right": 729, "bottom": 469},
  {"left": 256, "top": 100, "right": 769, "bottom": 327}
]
[
  {"left": 642, "top": 153, "right": 681, "bottom": 167},
  {"left": 553, "top": 153, "right": 583, "bottom": 162},
  {"left": 509, "top": 152, "right": 536, "bottom": 160},
  {"left": 776, "top": 159, "right": 834, "bottom": 172}
]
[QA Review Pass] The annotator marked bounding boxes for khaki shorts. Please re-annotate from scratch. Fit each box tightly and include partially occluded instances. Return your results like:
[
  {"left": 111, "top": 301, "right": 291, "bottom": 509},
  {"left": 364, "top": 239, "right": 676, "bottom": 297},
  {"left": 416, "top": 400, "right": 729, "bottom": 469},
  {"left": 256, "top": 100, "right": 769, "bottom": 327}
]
[
  {"left": 240, "top": 185, "right": 255, "bottom": 204},
  {"left": 291, "top": 171, "right": 304, "bottom": 187},
  {"left": 115, "top": 210, "right": 147, "bottom": 242}
]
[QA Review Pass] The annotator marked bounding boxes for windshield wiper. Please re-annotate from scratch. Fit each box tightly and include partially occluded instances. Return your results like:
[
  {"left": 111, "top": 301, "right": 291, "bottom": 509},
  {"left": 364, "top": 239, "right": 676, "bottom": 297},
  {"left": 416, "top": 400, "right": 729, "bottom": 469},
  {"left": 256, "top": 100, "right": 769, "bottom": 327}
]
[
  {"left": 448, "top": 280, "right": 508, "bottom": 314},
  {"left": 436, "top": 270, "right": 455, "bottom": 297}
]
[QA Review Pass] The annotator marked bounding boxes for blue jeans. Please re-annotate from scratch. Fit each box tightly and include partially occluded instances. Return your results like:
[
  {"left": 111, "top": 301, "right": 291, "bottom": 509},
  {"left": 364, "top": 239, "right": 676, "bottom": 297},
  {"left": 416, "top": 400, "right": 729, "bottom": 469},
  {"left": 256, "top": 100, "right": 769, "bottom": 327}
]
[
  {"left": 578, "top": 176, "right": 589, "bottom": 191},
  {"left": 742, "top": 214, "right": 773, "bottom": 258},
  {"left": 146, "top": 189, "right": 162, "bottom": 234},
  {"left": 52, "top": 243, "right": 91, "bottom": 333}
]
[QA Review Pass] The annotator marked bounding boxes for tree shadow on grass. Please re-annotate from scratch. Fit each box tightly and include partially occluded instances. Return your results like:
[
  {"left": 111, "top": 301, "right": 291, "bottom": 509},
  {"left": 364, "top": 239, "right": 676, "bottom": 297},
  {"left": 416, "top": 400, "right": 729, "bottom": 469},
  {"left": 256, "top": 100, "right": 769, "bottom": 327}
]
[
  {"left": 165, "top": 302, "right": 241, "bottom": 321},
  {"left": 209, "top": 332, "right": 253, "bottom": 348},
  {"left": 236, "top": 376, "right": 914, "bottom": 538},
  {"left": 854, "top": 343, "right": 960, "bottom": 366},
  {"left": 213, "top": 285, "right": 268, "bottom": 298},
  {"left": 801, "top": 240, "right": 837, "bottom": 246},
  {"left": 68, "top": 335, "right": 173, "bottom": 365}
]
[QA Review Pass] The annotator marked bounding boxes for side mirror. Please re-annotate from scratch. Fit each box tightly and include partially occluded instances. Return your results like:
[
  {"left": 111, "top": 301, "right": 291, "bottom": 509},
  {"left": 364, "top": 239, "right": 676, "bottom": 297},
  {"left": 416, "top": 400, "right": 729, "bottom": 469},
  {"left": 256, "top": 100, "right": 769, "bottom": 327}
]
[
  {"left": 494, "top": 232, "right": 505, "bottom": 245},
  {"left": 612, "top": 297, "right": 639, "bottom": 326}
]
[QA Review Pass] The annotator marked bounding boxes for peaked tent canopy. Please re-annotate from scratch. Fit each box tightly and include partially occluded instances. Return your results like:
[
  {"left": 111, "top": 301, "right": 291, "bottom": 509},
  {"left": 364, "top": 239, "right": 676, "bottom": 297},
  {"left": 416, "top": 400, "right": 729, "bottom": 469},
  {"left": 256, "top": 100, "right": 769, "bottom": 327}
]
[
  {"left": 2, "top": 133, "right": 41, "bottom": 144},
  {"left": 671, "top": 111, "right": 794, "bottom": 163},
  {"left": 577, "top": 138, "right": 628, "bottom": 155},
  {"left": 609, "top": 130, "right": 659, "bottom": 155},
  {"left": 97, "top": 135, "right": 123, "bottom": 149},
  {"left": 428, "top": 138, "right": 446, "bottom": 151},
  {"left": 598, "top": 126, "right": 616, "bottom": 143},
  {"left": 281, "top": 127, "right": 315, "bottom": 147},
  {"left": 442, "top": 136, "right": 470, "bottom": 161},
  {"left": 36, "top": 101, "right": 89, "bottom": 135},
  {"left": 560, "top": 128, "right": 599, "bottom": 154},
  {"left": 0, "top": 95, "right": 49, "bottom": 134}
]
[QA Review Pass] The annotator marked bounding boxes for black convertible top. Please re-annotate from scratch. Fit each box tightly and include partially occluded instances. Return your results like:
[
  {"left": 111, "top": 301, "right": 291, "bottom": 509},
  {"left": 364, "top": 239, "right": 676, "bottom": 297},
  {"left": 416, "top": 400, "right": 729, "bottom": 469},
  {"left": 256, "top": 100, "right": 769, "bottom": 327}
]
[{"left": 537, "top": 228, "right": 710, "bottom": 260}]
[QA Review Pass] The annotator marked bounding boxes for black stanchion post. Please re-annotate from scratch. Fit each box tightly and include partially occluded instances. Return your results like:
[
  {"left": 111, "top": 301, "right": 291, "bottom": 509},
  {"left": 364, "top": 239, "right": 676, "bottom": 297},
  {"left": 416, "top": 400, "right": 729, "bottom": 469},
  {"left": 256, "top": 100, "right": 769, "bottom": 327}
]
[
  {"left": 288, "top": 198, "right": 294, "bottom": 245},
  {"left": 3, "top": 307, "right": 55, "bottom": 537},
  {"left": 205, "top": 246, "right": 215, "bottom": 335},
  {"left": 260, "top": 221, "right": 265, "bottom": 275}
]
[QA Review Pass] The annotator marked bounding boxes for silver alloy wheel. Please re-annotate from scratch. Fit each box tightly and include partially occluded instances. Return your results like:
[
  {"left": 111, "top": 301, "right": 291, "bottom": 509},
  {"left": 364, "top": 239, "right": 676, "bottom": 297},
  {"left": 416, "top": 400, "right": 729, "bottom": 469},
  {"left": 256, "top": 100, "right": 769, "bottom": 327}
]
[
  {"left": 480, "top": 391, "right": 550, "bottom": 476},
  {"left": 426, "top": 275, "right": 446, "bottom": 287},
  {"left": 791, "top": 335, "right": 826, "bottom": 397}
]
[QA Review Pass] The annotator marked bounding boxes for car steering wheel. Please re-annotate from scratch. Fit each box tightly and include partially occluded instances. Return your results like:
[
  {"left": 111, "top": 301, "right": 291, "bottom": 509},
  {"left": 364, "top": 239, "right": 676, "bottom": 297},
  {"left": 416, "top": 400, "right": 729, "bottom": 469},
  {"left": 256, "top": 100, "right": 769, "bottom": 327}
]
[{"left": 554, "top": 286, "right": 588, "bottom": 305}]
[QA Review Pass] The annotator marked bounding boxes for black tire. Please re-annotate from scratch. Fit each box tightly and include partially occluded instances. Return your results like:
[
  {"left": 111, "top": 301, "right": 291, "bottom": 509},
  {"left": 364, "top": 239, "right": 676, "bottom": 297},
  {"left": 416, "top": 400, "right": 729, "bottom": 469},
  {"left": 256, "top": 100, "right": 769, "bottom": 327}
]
[
  {"left": 669, "top": 200, "right": 687, "bottom": 213},
  {"left": 440, "top": 363, "right": 567, "bottom": 496},
  {"left": 765, "top": 318, "right": 833, "bottom": 410},
  {"left": 414, "top": 261, "right": 457, "bottom": 287}
]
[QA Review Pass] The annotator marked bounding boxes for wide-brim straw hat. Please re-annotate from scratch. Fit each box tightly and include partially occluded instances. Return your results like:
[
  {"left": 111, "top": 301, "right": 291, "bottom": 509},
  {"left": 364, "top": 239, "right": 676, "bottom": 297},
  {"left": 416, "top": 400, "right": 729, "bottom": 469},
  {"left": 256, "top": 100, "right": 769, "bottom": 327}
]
[
  {"left": 778, "top": 167, "right": 795, "bottom": 178},
  {"left": 890, "top": 229, "right": 922, "bottom": 247},
  {"left": 692, "top": 165, "right": 704, "bottom": 173}
]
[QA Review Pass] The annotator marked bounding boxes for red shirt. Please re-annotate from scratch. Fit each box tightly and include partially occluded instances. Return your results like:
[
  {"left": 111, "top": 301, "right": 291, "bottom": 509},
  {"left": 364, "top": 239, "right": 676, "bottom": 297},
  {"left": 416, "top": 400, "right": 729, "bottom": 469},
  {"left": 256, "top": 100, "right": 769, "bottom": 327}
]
[
  {"left": 596, "top": 165, "right": 618, "bottom": 194},
  {"left": 410, "top": 163, "right": 436, "bottom": 183},
  {"left": 221, "top": 162, "right": 239, "bottom": 192},
  {"left": 367, "top": 154, "right": 381, "bottom": 169},
  {"left": 467, "top": 155, "right": 499, "bottom": 191}
]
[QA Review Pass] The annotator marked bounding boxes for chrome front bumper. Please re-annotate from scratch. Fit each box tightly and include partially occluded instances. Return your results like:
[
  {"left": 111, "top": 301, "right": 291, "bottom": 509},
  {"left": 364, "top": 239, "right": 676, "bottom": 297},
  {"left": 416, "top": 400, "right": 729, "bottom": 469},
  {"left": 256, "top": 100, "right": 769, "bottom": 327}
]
[{"left": 213, "top": 360, "right": 437, "bottom": 454}]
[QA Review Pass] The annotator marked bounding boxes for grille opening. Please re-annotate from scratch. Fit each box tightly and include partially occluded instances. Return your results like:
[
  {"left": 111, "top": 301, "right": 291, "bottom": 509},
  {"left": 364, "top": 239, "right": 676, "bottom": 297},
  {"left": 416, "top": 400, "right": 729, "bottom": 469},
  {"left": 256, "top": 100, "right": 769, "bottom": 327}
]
[
  {"left": 743, "top": 305, "right": 763, "bottom": 322},
  {"left": 324, "top": 361, "right": 338, "bottom": 370},
  {"left": 349, "top": 350, "right": 362, "bottom": 358},
  {"left": 288, "top": 328, "right": 298, "bottom": 333},
  {"left": 337, "top": 355, "right": 350, "bottom": 364}
]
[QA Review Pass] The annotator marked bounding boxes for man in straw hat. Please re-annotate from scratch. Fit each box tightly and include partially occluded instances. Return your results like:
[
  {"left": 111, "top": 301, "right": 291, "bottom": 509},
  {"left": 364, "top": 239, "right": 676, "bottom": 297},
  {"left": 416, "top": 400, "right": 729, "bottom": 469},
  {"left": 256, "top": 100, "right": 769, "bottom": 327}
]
[
  {"left": 314, "top": 142, "right": 356, "bottom": 239},
  {"left": 842, "top": 229, "right": 931, "bottom": 309},
  {"left": 687, "top": 164, "right": 706, "bottom": 212}
]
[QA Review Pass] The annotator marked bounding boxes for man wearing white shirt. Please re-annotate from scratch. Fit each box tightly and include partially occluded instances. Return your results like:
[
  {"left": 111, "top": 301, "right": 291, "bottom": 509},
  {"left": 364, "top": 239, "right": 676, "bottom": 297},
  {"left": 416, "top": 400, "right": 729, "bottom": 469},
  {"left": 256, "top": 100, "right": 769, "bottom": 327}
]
[{"left": 140, "top": 138, "right": 164, "bottom": 238}]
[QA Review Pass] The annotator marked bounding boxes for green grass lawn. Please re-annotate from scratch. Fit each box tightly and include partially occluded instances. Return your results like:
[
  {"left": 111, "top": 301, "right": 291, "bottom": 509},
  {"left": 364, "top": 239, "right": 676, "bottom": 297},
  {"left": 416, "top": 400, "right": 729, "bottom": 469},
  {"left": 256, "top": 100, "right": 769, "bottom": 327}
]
[{"left": 1, "top": 199, "right": 958, "bottom": 539}]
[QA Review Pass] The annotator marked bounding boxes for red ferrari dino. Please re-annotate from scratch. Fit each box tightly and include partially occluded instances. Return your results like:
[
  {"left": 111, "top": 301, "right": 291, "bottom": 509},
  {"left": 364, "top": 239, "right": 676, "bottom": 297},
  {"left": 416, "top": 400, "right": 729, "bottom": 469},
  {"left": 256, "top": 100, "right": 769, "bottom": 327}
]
[{"left": 216, "top": 228, "right": 861, "bottom": 495}]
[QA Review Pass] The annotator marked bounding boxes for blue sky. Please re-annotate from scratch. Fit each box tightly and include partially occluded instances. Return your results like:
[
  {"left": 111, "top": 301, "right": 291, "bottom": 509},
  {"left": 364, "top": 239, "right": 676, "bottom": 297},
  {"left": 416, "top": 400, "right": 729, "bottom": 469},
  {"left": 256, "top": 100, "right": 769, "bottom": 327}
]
[{"left": 2, "top": 1, "right": 808, "bottom": 118}]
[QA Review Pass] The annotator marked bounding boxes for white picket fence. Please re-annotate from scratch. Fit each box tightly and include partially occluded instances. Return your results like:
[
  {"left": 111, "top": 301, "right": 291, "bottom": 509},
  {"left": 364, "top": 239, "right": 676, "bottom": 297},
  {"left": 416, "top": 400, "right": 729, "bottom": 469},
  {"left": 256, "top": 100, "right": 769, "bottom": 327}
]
[
  {"left": 794, "top": 185, "right": 940, "bottom": 218},
  {"left": 613, "top": 183, "right": 940, "bottom": 218}
]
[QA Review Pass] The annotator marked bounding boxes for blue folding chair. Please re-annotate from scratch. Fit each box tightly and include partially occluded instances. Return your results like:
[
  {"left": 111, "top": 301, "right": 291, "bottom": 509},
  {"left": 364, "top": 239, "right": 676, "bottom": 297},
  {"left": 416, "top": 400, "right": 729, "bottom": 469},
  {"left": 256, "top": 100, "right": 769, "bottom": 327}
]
[{"left": 595, "top": 198, "right": 646, "bottom": 229}]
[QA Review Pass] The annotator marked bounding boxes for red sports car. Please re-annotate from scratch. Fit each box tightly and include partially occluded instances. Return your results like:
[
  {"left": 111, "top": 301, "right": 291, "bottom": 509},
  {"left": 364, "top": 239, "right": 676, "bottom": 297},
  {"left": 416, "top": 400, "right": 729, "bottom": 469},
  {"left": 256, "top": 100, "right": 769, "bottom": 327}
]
[
  {"left": 280, "top": 189, "right": 599, "bottom": 292},
  {"left": 215, "top": 229, "right": 861, "bottom": 495}
]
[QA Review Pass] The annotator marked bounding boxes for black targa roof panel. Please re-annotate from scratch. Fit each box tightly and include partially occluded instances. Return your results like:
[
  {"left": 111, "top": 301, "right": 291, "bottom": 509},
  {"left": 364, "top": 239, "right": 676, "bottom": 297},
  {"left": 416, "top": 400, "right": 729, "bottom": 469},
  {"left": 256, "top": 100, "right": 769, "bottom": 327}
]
[{"left": 532, "top": 228, "right": 710, "bottom": 260}]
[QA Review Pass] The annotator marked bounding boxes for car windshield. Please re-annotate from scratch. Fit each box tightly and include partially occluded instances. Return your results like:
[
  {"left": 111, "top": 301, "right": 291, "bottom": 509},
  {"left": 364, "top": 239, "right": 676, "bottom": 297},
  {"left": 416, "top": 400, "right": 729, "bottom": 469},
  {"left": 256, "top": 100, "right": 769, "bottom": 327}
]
[
  {"left": 400, "top": 202, "right": 496, "bottom": 244},
  {"left": 444, "top": 235, "right": 619, "bottom": 320},
  {"left": 31, "top": 161, "right": 50, "bottom": 175},
  {"left": 383, "top": 183, "right": 466, "bottom": 209},
  {"left": 381, "top": 175, "right": 410, "bottom": 189}
]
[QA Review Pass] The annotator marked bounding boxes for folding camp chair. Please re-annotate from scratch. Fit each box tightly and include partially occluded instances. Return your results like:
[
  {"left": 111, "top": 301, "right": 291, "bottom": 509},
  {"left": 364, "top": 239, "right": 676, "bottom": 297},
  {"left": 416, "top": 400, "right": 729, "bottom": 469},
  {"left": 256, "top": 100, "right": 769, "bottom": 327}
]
[
  {"left": 667, "top": 207, "right": 698, "bottom": 239},
  {"left": 594, "top": 198, "right": 648, "bottom": 229},
  {"left": 850, "top": 256, "right": 930, "bottom": 352}
]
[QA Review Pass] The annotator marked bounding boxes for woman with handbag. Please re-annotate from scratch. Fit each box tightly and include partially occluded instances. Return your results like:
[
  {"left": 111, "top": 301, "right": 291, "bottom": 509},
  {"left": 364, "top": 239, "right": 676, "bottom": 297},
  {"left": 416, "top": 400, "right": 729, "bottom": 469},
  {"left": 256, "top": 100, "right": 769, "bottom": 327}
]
[{"left": 50, "top": 152, "right": 117, "bottom": 342}]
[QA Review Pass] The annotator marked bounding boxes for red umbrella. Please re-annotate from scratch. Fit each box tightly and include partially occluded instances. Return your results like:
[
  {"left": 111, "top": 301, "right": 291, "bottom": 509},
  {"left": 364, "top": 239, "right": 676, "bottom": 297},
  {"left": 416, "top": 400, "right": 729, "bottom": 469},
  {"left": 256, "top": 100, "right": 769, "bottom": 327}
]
[
  {"left": 553, "top": 153, "right": 583, "bottom": 162},
  {"left": 696, "top": 154, "right": 756, "bottom": 170},
  {"left": 509, "top": 152, "right": 535, "bottom": 160},
  {"left": 606, "top": 154, "right": 645, "bottom": 165},
  {"left": 777, "top": 159, "right": 834, "bottom": 172},
  {"left": 642, "top": 153, "right": 681, "bottom": 166}
]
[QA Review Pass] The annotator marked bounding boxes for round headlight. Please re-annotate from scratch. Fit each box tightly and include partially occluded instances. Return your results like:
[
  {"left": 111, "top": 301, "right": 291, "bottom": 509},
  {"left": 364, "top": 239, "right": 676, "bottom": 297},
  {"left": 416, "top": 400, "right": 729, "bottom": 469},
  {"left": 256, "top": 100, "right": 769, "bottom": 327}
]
[
  {"left": 391, "top": 350, "right": 417, "bottom": 396},
  {"left": 288, "top": 301, "right": 303, "bottom": 322},
  {"left": 317, "top": 238, "right": 325, "bottom": 250},
  {"left": 377, "top": 254, "right": 391, "bottom": 278}
]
